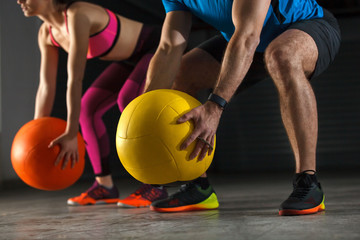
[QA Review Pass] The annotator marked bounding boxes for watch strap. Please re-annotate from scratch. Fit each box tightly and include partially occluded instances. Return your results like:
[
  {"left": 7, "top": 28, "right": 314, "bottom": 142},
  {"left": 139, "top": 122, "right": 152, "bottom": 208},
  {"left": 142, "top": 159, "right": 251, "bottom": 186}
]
[{"left": 207, "top": 93, "right": 227, "bottom": 109}]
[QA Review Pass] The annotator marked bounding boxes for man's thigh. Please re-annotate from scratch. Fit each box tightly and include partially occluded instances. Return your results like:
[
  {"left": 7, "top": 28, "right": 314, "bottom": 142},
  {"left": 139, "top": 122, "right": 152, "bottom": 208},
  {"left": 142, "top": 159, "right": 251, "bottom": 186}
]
[
  {"left": 280, "top": 9, "right": 341, "bottom": 80},
  {"left": 174, "top": 35, "right": 269, "bottom": 95},
  {"left": 172, "top": 35, "right": 224, "bottom": 95}
]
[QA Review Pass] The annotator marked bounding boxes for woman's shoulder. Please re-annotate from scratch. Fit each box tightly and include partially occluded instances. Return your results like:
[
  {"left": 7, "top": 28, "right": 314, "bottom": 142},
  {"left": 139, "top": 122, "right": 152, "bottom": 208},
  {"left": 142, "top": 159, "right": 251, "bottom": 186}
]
[
  {"left": 38, "top": 22, "right": 50, "bottom": 40},
  {"left": 66, "top": 1, "right": 105, "bottom": 16},
  {"left": 38, "top": 23, "right": 55, "bottom": 47},
  {"left": 65, "top": 1, "right": 111, "bottom": 28}
]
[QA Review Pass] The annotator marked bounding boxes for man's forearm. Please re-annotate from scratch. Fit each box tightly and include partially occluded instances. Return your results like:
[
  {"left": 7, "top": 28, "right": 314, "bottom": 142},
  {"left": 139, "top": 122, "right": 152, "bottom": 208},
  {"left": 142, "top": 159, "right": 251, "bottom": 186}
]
[
  {"left": 213, "top": 33, "right": 259, "bottom": 102},
  {"left": 145, "top": 45, "right": 185, "bottom": 92}
]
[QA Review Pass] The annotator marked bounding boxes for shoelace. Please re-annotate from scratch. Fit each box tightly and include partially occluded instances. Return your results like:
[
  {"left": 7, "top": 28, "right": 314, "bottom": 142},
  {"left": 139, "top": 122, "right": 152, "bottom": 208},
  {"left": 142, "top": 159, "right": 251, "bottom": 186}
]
[
  {"left": 171, "top": 183, "right": 196, "bottom": 200},
  {"left": 171, "top": 182, "right": 207, "bottom": 203},
  {"left": 141, "top": 188, "right": 166, "bottom": 201},
  {"left": 90, "top": 187, "right": 109, "bottom": 198},
  {"left": 289, "top": 170, "right": 318, "bottom": 199},
  {"left": 289, "top": 186, "right": 311, "bottom": 199},
  {"left": 133, "top": 184, "right": 152, "bottom": 196},
  {"left": 179, "top": 182, "right": 194, "bottom": 192}
]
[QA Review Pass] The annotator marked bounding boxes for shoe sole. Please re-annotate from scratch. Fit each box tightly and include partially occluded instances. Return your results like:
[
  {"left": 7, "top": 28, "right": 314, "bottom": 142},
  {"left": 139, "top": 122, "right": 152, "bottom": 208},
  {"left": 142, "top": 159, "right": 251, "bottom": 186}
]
[
  {"left": 150, "top": 204, "right": 218, "bottom": 212},
  {"left": 67, "top": 198, "right": 120, "bottom": 206},
  {"left": 150, "top": 193, "right": 219, "bottom": 213},
  {"left": 117, "top": 202, "right": 150, "bottom": 208},
  {"left": 279, "top": 196, "right": 325, "bottom": 216}
]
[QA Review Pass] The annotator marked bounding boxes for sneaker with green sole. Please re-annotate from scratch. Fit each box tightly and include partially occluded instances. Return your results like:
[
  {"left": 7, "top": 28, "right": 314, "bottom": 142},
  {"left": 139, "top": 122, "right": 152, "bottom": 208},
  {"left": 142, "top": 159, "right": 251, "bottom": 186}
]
[
  {"left": 279, "top": 170, "right": 325, "bottom": 216},
  {"left": 150, "top": 182, "right": 219, "bottom": 212}
]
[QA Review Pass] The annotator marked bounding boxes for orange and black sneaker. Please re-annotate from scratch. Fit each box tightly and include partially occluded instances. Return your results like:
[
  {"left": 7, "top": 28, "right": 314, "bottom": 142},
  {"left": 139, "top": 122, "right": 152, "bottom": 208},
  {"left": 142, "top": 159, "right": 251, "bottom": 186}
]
[
  {"left": 67, "top": 181, "right": 120, "bottom": 206},
  {"left": 117, "top": 184, "right": 168, "bottom": 208},
  {"left": 150, "top": 180, "right": 219, "bottom": 213},
  {"left": 279, "top": 170, "right": 325, "bottom": 216}
]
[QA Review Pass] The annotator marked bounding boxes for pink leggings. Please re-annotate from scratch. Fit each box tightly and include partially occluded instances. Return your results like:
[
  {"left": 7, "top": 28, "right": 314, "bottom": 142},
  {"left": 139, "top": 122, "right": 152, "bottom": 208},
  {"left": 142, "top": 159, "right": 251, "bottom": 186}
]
[{"left": 79, "top": 53, "right": 152, "bottom": 176}]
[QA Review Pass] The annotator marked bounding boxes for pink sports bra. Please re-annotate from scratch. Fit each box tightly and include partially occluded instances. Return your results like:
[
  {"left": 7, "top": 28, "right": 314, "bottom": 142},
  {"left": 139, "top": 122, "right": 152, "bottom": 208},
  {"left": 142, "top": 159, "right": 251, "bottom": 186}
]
[{"left": 49, "top": 8, "right": 120, "bottom": 59}]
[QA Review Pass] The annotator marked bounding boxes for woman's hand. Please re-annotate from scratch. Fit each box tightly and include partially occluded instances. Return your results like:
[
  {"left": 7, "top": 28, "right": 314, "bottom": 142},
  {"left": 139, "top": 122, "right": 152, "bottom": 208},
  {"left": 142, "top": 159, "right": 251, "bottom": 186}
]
[
  {"left": 48, "top": 133, "right": 79, "bottom": 169},
  {"left": 177, "top": 101, "right": 223, "bottom": 161}
]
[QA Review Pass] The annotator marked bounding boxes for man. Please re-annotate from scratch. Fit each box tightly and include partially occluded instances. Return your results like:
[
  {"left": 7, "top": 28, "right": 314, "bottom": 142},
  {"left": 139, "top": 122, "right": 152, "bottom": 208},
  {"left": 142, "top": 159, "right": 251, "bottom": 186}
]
[{"left": 145, "top": 0, "right": 341, "bottom": 215}]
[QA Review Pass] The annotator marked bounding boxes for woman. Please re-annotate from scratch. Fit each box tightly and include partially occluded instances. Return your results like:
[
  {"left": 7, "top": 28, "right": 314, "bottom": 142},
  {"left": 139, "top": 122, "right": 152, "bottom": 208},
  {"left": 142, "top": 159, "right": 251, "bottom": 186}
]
[{"left": 17, "top": 0, "right": 168, "bottom": 207}]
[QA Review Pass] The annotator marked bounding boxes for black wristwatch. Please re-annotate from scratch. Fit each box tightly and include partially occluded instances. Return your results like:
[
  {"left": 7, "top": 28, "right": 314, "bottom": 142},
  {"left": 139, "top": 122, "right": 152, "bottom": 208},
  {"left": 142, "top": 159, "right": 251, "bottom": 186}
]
[{"left": 207, "top": 93, "right": 227, "bottom": 110}]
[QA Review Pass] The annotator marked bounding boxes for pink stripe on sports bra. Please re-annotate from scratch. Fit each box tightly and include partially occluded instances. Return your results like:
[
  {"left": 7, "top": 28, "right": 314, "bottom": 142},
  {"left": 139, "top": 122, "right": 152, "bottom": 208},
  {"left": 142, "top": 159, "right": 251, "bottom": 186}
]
[
  {"left": 49, "top": 26, "right": 61, "bottom": 47},
  {"left": 49, "top": 8, "right": 120, "bottom": 59}
]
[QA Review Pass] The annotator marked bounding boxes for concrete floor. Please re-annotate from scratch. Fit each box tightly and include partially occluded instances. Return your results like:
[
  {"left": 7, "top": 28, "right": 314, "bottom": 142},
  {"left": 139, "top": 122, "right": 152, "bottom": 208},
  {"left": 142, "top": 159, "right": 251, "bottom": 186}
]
[{"left": 1, "top": 171, "right": 359, "bottom": 240}]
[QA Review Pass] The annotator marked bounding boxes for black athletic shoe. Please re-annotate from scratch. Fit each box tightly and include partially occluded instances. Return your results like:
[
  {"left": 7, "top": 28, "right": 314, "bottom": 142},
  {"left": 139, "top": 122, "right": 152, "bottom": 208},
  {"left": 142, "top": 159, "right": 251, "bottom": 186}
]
[
  {"left": 150, "top": 181, "right": 219, "bottom": 212},
  {"left": 279, "top": 170, "right": 325, "bottom": 216}
]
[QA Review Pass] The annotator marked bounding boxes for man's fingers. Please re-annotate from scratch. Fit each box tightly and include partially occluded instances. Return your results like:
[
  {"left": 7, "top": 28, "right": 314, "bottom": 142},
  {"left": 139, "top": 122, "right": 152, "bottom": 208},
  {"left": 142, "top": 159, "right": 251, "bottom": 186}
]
[
  {"left": 180, "top": 129, "right": 201, "bottom": 150},
  {"left": 197, "top": 137, "right": 213, "bottom": 151},
  {"left": 198, "top": 145, "right": 208, "bottom": 161},
  {"left": 189, "top": 140, "right": 204, "bottom": 160},
  {"left": 177, "top": 112, "right": 192, "bottom": 124},
  {"left": 208, "top": 135, "right": 215, "bottom": 155}
]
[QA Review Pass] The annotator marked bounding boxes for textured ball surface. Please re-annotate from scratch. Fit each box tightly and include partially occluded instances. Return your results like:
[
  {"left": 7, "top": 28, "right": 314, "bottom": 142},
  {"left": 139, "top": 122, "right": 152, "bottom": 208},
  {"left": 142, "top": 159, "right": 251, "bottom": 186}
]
[
  {"left": 116, "top": 89, "right": 215, "bottom": 184},
  {"left": 11, "top": 117, "right": 85, "bottom": 191}
]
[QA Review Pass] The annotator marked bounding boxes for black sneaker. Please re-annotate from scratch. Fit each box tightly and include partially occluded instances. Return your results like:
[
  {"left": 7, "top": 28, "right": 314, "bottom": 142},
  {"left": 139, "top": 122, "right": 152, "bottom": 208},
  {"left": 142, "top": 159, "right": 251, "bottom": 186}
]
[
  {"left": 279, "top": 170, "right": 325, "bottom": 216},
  {"left": 150, "top": 181, "right": 219, "bottom": 212}
]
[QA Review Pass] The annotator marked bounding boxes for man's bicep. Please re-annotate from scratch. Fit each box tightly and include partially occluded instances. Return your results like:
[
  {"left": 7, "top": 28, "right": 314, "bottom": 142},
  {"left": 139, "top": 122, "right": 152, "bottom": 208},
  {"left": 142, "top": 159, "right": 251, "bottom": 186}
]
[
  {"left": 162, "top": 0, "right": 189, "bottom": 12},
  {"left": 160, "top": 11, "right": 192, "bottom": 49},
  {"left": 232, "top": 0, "right": 271, "bottom": 35}
]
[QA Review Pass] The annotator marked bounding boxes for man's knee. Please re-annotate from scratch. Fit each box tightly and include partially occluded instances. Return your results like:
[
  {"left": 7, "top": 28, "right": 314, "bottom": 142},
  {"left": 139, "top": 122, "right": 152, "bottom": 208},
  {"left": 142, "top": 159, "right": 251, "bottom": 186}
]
[
  {"left": 172, "top": 59, "right": 201, "bottom": 96},
  {"left": 172, "top": 76, "right": 198, "bottom": 97},
  {"left": 264, "top": 44, "right": 303, "bottom": 91},
  {"left": 173, "top": 47, "right": 220, "bottom": 96},
  {"left": 265, "top": 43, "right": 302, "bottom": 73}
]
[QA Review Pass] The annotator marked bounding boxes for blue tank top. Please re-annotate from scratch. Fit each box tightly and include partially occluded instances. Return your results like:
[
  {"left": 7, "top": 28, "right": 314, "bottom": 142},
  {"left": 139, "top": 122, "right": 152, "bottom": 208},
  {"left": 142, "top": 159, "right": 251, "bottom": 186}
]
[{"left": 162, "top": 0, "right": 324, "bottom": 52}]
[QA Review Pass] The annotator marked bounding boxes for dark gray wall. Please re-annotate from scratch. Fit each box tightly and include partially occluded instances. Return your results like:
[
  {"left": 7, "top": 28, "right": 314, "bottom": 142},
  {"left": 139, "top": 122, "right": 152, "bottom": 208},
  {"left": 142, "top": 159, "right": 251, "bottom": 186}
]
[{"left": 0, "top": 1, "right": 41, "bottom": 183}]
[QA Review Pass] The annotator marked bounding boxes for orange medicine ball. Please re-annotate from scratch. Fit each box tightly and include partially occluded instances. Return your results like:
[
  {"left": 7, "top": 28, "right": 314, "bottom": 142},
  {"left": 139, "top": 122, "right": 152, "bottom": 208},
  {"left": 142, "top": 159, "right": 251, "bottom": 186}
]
[{"left": 11, "top": 117, "right": 85, "bottom": 191}]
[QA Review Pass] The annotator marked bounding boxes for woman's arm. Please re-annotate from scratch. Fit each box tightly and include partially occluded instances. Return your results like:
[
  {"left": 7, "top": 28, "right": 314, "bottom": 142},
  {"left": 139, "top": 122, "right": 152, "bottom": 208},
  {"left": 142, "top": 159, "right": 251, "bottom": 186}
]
[
  {"left": 49, "top": 8, "right": 90, "bottom": 169},
  {"left": 64, "top": 9, "right": 89, "bottom": 137},
  {"left": 34, "top": 23, "right": 59, "bottom": 119},
  {"left": 145, "top": 11, "right": 192, "bottom": 91}
]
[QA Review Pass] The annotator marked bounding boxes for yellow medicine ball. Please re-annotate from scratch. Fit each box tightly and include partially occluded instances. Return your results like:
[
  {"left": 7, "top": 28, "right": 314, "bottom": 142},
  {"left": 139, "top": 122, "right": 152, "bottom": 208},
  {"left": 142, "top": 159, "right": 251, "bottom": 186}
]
[{"left": 116, "top": 89, "right": 215, "bottom": 185}]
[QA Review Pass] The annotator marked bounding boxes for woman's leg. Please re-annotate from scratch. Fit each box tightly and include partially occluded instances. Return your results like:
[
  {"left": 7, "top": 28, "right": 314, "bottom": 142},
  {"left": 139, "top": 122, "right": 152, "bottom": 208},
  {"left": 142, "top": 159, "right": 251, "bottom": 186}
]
[
  {"left": 81, "top": 62, "right": 133, "bottom": 179},
  {"left": 68, "top": 62, "right": 133, "bottom": 205},
  {"left": 116, "top": 54, "right": 169, "bottom": 208},
  {"left": 117, "top": 53, "right": 153, "bottom": 111}
]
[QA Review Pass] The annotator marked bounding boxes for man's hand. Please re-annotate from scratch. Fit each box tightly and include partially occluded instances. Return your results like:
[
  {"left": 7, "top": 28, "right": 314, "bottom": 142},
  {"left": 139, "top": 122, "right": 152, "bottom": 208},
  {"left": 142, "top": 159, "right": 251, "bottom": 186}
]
[
  {"left": 49, "top": 133, "right": 79, "bottom": 170},
  {"left": 177, "top": 101, "right": 223, "bottom": 160}
]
